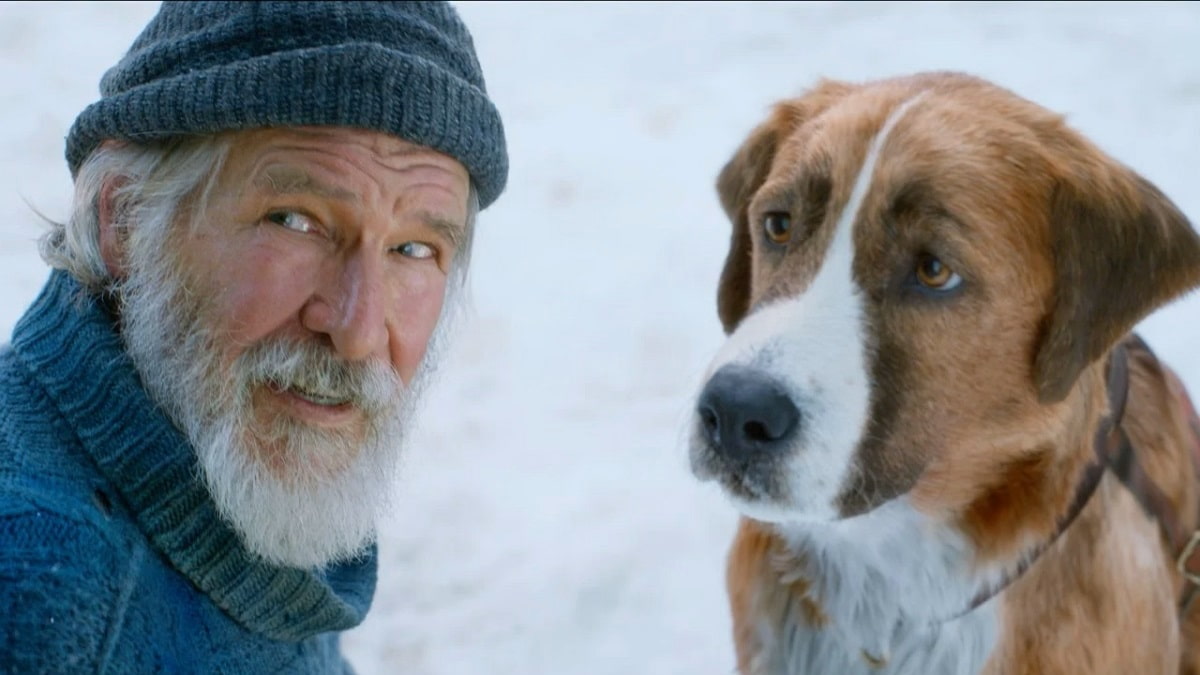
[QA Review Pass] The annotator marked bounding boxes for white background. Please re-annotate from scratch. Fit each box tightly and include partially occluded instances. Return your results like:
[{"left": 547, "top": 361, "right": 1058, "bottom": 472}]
[{"left": 2, "top": 2, "right": 1198, "bottom": 673}]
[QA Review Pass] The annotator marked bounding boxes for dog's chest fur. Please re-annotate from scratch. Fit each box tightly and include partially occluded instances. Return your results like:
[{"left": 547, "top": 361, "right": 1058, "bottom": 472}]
[
  {"left": 733, "top": 499, "right": 1007, "bottom": 675},
  {"left": 755, "top": 604, "right": 996, "bottom": 675}
]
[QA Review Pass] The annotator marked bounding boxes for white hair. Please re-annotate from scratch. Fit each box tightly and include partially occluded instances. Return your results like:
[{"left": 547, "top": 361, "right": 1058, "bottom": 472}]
[{"left": 40, "top": 137, "right": 232, "bottom": 292}]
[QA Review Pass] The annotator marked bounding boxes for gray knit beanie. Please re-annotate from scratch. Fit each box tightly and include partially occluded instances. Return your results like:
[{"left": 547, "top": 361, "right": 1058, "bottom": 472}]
[{"left": 65, "top": 0, "right": 508, "bottom": 208}]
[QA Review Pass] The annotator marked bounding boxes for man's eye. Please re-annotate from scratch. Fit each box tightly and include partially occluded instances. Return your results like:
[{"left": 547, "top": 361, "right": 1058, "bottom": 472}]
[
  {"left": 396, "top": 242, "right": 436, "bottom": 260},
  {"left": 264, "top": 210, "right": 316, "bottom": 234}
]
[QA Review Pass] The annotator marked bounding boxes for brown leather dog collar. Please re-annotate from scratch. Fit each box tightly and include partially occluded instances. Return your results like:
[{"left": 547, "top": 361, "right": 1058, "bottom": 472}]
[
  {"left": 954, "top": 335, "right": 1200, "bottom": 619},
  {"left": 953, "top": 345, "right": 1125, "bottom": 618}
]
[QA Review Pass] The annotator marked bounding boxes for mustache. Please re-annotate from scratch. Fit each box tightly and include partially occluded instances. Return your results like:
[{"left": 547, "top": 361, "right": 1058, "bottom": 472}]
[{"left": 236, "top": 337, "right": 402, "bottom": 416}]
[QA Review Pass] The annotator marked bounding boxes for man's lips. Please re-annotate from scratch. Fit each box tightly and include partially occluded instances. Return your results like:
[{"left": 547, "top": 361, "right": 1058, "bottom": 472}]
[
  {"left": 263, "top": 380, "right": 358, "bottom": 425},
  {"left": 288, "top": 385, "right": 351, "bottom": 407},
  {"left": 266, "top": 380, "right": 350, "bottom": 406}
]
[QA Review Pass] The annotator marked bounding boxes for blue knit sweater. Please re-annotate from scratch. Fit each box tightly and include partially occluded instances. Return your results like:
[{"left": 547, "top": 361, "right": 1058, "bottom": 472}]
[{"left": 0, "top": 271, "right": 377, "bottom": 674}]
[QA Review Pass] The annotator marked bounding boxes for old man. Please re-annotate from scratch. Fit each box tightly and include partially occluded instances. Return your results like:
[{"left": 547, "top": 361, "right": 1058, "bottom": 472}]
[{"left": 0, "top": 1, "right": 506, "bottom": 672}]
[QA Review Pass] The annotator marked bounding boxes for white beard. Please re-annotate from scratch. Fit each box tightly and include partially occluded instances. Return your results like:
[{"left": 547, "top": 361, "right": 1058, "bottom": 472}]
[{"left": 116, "top": 222, "right": 452, "bottom": 569}]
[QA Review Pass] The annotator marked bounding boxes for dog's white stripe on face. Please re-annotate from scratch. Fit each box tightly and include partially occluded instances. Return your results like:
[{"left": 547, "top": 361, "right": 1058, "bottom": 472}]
[{"left": 701, "top": 96, "right": 924, "bottom": 522}]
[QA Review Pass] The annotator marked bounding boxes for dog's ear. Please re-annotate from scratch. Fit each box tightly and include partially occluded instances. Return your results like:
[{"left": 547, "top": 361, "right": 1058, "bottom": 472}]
[
  {"left": 1034, "top": 164, "right": 1200, "bottom": 403},
  {"left": 715, "top": 118, "right": 782, "bottom": 333},
  {"left": 715, "top": 82, "right": 856, "bottom": 333}
]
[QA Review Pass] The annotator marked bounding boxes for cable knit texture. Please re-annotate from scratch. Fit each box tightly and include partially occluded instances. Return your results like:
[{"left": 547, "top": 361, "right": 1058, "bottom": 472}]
[
  {"left": 65, "top": 0, "right": 508, "bottom": 208},
  {"left": 0, "top": 270, "right": 377, "bottom": 674}
]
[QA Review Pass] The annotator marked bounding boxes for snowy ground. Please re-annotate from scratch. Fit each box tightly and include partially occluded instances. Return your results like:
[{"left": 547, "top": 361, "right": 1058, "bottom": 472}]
[{"left": 2, "top": 2, "right": 1199, "bottom": 673}]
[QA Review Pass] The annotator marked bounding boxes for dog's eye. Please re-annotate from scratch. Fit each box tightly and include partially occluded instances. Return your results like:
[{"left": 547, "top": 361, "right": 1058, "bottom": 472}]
[
  {"left": 915, "top": 254, "right": 962, "bottom": 290},
  {"left": 763, "top": 212, "right": 793, "bottom": 244}
]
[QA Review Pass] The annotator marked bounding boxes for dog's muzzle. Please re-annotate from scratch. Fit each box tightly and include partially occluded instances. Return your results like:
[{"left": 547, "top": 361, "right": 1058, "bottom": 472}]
[{"left": 697, "top": 365, "right": 801, "bottom": 462}]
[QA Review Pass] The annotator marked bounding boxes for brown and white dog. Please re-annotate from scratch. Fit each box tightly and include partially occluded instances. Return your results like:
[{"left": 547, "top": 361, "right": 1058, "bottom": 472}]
[{"left": 688, "top": 71, "right": 1200, "bottom": 674}]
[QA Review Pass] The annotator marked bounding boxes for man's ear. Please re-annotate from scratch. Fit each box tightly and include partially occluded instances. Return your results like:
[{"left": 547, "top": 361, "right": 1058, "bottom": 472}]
[
  {"left": 97, "top": 175, "right": 129, "bottom": 280},
  {"left": 1034, "top": 167, "right": 1200, "bottom": 403}
]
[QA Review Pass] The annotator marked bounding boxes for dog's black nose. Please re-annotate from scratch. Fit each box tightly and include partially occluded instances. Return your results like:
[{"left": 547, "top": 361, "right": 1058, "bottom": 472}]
[{"left": 697, "top": 365, "right": 800, "bottom": 461}]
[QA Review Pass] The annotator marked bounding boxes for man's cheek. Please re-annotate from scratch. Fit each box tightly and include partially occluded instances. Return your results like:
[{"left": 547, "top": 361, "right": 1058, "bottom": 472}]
[{"left": 391, "top": 278, "right": 449, "bottom": 381}]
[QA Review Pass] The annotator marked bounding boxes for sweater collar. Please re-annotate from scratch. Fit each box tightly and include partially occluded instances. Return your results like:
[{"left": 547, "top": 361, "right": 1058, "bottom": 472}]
[{"left": 11, "top": 270, "right": 376, "bottom": 641}]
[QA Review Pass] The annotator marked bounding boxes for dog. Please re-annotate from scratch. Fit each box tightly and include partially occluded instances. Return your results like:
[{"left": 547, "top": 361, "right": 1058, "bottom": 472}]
[{"left": 688, "top": 71, "right": 1200, "bottom": 674}]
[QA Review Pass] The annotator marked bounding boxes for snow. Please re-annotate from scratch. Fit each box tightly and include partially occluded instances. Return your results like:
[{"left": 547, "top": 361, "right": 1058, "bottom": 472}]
[{"left": 2, "top": 2, "right": 1198, "bottom": 673}]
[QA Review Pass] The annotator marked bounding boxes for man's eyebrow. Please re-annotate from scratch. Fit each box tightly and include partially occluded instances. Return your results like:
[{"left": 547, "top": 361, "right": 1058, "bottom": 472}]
[
  {"left": 418, "top": 211, "right": 467, "bottom": 250},
  {"left": 255, "top": 166, "right": 359, "bottom": 203},
  {"left": 256, "top": 166, "right": 466, "bottom": 248}
]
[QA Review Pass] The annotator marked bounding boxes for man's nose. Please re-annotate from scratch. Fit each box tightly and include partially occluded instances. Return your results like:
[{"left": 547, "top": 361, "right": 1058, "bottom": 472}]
[{"left": 305, "top": 252, "right": 388, "bottom": 362}]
